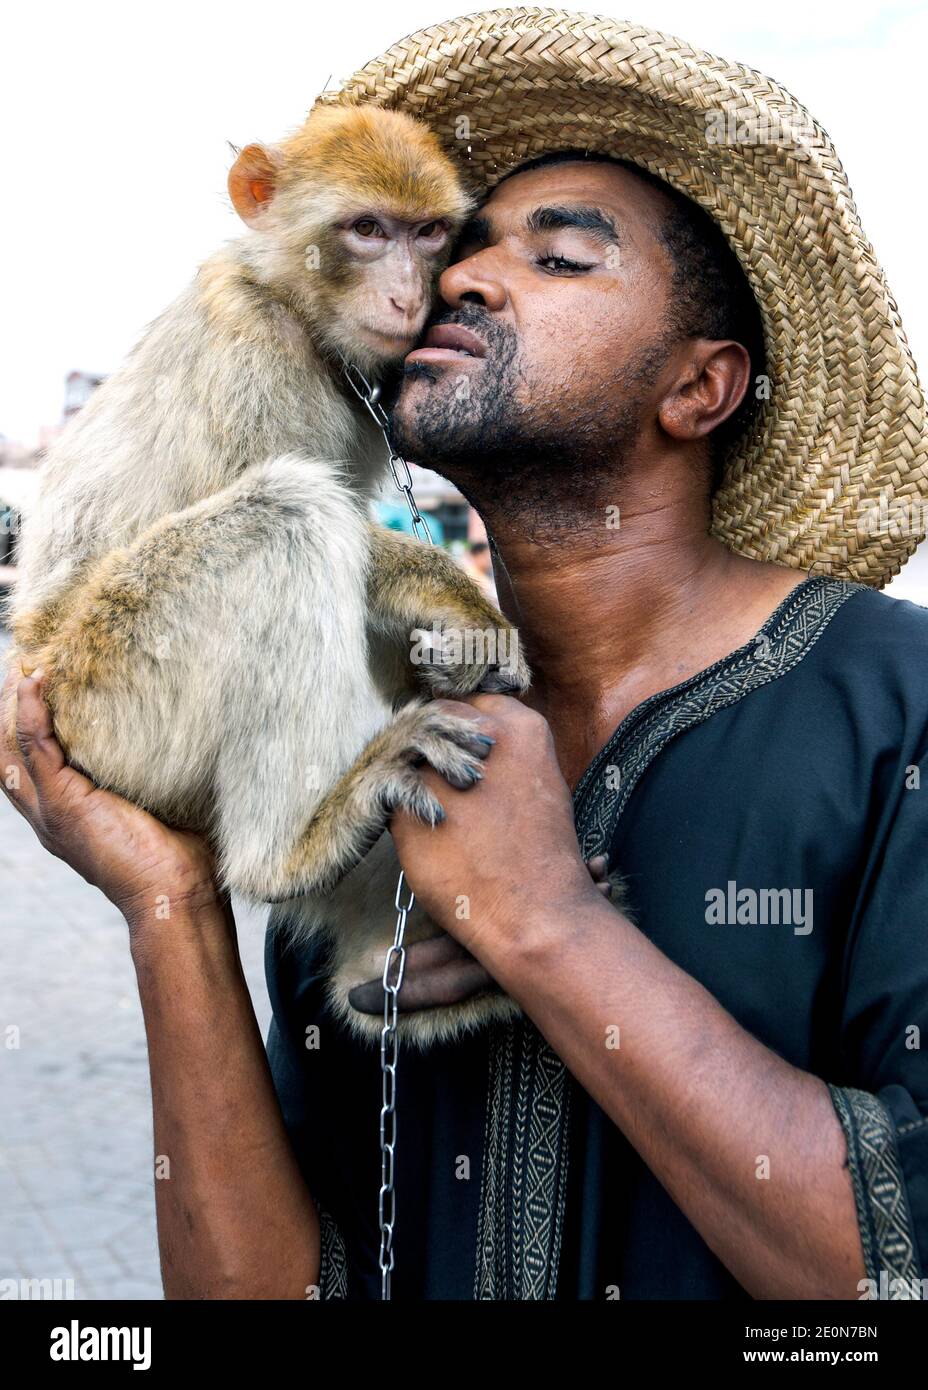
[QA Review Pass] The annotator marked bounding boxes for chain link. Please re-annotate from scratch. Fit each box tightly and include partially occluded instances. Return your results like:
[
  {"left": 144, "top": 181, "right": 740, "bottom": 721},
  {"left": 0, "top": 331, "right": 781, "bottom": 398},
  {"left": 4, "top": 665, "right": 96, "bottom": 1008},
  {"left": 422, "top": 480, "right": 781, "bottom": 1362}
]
[
  {"left": 338, "top": 349, "right": 430, "bottom": 1299},
  {"left": 338, "top": 352, "right": 433, "bottom": 545}
]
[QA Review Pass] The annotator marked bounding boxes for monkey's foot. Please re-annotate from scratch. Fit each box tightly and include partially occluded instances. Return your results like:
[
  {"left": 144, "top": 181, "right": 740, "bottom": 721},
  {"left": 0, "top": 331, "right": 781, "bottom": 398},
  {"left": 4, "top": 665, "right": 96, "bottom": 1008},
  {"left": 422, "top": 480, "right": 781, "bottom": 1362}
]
[{"left": 370, "top": 701, "right": 496, "bottom": 826}]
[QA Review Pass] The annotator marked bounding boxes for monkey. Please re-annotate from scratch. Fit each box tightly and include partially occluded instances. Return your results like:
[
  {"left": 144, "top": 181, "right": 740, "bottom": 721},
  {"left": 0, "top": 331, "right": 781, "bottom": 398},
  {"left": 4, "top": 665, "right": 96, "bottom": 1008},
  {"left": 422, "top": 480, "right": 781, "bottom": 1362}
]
[{"left": 5, "top": 101, "right": 532, "bottom": 1048}]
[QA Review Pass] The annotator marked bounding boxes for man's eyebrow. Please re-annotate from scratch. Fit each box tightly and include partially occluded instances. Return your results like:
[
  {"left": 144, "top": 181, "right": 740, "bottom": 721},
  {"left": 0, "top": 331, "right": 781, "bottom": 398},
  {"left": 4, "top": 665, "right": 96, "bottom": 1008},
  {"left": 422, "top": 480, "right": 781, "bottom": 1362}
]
[
  {"left": 456, "top": 205, "right": 622, "bottom": 250},
  {"left": 526, "top": 204, "right": 621, "bottom": 248}
]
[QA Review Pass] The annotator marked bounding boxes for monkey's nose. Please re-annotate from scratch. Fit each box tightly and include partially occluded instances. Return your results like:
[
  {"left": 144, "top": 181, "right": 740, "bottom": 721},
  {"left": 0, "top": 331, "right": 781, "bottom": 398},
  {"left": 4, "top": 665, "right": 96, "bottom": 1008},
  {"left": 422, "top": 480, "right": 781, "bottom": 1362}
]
[{"left": 389, "top": 296, "right": 423, "bottom": 321}]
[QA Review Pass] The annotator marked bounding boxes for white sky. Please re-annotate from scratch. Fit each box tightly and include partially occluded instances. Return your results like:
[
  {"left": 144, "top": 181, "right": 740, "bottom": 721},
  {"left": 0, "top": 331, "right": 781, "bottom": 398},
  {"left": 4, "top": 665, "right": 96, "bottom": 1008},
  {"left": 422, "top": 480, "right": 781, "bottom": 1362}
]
[{"left": 3, "top": 0, "right": 928, "bottom": 592}]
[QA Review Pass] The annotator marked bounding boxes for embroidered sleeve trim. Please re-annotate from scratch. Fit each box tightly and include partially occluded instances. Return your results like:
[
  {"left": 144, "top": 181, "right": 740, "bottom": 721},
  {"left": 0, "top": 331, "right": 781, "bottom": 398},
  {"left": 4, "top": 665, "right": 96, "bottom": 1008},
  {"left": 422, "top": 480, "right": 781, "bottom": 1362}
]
[{"left": 828, "top": 1084, "right": 922, "bottom": 1298}]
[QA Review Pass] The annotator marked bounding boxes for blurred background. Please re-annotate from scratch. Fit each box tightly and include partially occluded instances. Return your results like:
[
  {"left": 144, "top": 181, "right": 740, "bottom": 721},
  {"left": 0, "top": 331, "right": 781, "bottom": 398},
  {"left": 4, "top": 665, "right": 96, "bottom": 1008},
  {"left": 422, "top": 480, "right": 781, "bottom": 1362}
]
[{"left": 2, "top": 0, "right": 927, "bottom": 1299}]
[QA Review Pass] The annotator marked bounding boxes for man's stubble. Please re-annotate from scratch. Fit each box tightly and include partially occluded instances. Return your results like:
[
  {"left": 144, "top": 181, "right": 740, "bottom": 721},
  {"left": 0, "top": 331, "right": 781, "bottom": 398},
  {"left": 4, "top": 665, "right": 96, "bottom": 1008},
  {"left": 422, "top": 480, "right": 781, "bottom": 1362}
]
[{"left": 386, "top": 304, "right": 673, "bottom": 535}]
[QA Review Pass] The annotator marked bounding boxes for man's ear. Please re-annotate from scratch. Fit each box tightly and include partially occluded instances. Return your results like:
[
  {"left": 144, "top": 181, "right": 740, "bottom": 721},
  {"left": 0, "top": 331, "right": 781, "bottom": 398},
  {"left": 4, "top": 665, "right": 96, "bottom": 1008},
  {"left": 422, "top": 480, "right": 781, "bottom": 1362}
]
[
  {"left": 658, "top": 341, "right": 751, "bottom": 442},
  {"left": 228, "top": 144, "right": 282, "bottom": 225}
]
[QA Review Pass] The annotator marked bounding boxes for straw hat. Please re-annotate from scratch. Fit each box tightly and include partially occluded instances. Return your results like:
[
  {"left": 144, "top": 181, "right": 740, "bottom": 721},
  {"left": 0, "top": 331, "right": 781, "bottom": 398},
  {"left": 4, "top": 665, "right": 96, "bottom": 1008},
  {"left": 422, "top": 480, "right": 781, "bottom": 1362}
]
[{"left": 320, "top": 7, "right": 927, "bottom": 587}]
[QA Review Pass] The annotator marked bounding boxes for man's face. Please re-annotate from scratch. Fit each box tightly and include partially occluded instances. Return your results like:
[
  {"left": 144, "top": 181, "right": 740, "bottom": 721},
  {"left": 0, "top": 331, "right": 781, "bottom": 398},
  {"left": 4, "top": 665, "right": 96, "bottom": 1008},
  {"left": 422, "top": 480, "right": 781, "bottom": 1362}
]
[{"left": 387, "top": 160, "right": 680, "bottom": 511}]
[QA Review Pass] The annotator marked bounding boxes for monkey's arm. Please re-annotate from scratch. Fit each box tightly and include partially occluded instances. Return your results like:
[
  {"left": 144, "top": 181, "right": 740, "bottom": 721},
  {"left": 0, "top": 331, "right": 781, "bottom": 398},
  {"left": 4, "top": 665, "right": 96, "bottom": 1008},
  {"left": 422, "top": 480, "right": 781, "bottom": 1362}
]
[{"left": 365, "top": 522, "right": 531, "bottom": 697}]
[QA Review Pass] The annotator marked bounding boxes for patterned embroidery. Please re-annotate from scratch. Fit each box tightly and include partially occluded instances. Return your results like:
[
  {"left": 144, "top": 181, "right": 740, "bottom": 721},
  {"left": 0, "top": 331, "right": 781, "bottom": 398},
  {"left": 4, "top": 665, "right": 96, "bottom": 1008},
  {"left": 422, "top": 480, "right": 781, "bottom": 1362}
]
[
  {"left": 317, "top": 1204, "right": 349, "bottom": 1299},
  {"left": 474, "top": 1021, "right": 572, "bottom": 1298},
  {"left": 574, "top": 575, "right": 864, "bottom": 855},
  {"left": 473, "top": 576, "right": 866, "bottom": 1300},
  {"left": 474, "top": 1024, "right": 513, "bottom": 1298},
  {"left": 829, "top": 1086, "right": 922, "bottom": 1299}
]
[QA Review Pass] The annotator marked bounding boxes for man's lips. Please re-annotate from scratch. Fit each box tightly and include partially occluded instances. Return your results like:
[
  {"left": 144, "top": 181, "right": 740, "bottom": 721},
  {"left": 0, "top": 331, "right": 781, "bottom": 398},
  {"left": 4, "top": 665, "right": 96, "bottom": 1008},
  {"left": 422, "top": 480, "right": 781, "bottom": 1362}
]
[{"left": 405, "top": 322, "right": 487, "bottom": 366}]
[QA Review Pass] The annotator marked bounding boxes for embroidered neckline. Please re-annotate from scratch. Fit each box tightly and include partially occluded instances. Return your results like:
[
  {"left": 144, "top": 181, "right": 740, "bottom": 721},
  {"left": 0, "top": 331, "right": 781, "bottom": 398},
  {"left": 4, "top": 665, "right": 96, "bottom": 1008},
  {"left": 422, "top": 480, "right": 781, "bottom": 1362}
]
[
  {"left": 575, "top": 575, "right": 845, "bottom": 815},
  {"left": 574, "top": 574, "right": 865, "bottom": 857},
  {"left": 473, "top": 572, "right": 867, "bottom": 1301}
]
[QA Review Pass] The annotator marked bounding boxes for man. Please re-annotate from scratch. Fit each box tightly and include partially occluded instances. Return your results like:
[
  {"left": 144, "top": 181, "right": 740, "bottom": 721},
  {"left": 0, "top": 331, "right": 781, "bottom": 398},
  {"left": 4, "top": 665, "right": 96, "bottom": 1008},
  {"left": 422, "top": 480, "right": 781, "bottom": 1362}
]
[
  {"left": 459, "top": 538, "right": 498, "bottom": 604},
  {"left": 4, "top": 12, "right": 928, "bottom": 1300}
]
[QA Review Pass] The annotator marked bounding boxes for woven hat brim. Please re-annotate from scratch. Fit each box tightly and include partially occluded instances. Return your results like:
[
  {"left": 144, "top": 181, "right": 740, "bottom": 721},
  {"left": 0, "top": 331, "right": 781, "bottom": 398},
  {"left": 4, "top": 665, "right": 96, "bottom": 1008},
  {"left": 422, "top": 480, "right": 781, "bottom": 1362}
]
[{"left": 321, "top": 7, "right": 928, "bottom": 587}]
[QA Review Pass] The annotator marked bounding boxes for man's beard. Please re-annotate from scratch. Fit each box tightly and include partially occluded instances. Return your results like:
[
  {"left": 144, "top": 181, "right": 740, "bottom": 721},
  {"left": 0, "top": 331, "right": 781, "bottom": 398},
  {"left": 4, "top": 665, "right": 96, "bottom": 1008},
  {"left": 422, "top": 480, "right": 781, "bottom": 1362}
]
[{"left": 386, "top": 303, "right": 673, "bottom": 534}]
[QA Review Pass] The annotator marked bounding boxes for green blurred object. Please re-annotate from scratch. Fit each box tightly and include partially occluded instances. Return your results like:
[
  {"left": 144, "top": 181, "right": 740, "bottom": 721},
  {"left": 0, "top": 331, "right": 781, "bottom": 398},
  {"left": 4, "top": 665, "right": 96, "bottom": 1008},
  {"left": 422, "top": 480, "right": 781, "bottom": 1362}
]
[{"left": 375, "top": 498, "right": 445, "bottom": 543}]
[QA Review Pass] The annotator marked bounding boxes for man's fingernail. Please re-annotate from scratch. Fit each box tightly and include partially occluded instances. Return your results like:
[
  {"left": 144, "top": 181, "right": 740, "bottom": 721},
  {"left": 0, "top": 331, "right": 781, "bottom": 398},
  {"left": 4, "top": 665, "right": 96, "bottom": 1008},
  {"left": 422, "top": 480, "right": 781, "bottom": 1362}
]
[{"left": 29, "top": 668, "right": 44, "bottom": 681}]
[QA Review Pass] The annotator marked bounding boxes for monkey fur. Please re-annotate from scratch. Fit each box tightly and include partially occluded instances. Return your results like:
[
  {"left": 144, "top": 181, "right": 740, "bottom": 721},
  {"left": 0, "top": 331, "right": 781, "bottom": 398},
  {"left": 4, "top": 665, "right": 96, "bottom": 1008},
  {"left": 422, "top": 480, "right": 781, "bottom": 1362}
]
[{"left": 6, "top": 103, "right": 530, "bottom": 1047}]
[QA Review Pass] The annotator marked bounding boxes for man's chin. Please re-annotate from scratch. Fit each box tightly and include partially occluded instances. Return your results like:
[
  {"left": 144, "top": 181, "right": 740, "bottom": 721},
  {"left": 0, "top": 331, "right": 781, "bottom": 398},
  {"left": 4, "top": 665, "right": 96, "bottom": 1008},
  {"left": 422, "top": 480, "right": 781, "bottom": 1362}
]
[{"left": 387, "top": 372, "right": 458, "bottom": 463}]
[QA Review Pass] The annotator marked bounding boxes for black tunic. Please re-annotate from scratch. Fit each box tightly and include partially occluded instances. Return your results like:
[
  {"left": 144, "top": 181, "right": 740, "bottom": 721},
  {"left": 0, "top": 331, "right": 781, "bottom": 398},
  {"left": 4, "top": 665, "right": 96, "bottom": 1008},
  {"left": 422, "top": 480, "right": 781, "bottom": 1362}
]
[{"left": 265, "top": 575, "right": 928, "bottom": 1300}]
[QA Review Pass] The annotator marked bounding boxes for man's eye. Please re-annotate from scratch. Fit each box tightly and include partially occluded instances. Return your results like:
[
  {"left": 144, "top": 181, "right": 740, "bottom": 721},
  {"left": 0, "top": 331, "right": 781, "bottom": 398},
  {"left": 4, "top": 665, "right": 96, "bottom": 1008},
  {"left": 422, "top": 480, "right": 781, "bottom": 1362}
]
[
  {"left": 536, "top": 253, "right": 591, "bottom": 274},
  {"left": 354, "top": 219, "right": 385, "bottom": 238}
]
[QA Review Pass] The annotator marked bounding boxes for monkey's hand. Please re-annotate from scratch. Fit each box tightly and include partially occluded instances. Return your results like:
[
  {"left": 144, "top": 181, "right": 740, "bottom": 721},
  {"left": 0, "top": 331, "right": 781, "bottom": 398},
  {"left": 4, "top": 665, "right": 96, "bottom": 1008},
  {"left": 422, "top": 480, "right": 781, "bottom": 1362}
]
[
  {"left": 278, "top": 699, "right": 497, "bottom": 898},
  {"left": 409, "top": 617, "right": 530, "bottom": 699},
  {"left": 366, "top": 523, "right": 531, "bottom": 700}
]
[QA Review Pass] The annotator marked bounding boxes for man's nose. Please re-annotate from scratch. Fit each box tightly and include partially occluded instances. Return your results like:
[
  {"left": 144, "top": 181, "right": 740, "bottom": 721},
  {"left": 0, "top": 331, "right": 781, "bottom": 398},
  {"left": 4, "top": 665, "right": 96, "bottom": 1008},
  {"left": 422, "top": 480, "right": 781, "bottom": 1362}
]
[{"left": 439, "top": 251, "right": 507, "bottom": 311}]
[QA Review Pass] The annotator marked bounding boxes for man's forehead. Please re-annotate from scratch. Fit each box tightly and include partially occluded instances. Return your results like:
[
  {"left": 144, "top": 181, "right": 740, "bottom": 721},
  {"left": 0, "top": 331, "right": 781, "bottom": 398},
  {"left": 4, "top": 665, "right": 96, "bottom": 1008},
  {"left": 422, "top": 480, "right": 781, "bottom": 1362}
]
[{"left": 480, "top": 158, "right": 666, "bottom": 227}]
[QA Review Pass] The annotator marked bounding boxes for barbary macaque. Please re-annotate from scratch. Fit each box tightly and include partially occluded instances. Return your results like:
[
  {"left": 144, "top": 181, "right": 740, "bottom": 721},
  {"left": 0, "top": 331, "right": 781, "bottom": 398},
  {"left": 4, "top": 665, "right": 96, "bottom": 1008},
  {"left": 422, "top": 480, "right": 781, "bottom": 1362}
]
[{"left": 5, "top": 102, "right": 529, "bottom": 1046}]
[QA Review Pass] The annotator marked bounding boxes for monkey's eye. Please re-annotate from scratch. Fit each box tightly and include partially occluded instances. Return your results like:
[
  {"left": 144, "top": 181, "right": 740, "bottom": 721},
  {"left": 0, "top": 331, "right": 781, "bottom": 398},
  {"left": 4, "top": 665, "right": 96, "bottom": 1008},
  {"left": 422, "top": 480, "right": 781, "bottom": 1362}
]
[
  {"left": 353, "top": 219, "right": 386, "bottom": 238},
  {"left": 417, "top": 219, "right": 448, "bottom": 240}
]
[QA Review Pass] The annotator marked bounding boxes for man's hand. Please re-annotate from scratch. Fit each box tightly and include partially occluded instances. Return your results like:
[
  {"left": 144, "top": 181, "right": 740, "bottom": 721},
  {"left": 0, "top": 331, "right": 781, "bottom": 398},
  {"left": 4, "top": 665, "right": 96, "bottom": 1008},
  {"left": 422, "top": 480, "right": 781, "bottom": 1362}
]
[
  {"left": 390, "top": 693, "right": 587, "bottom": 950},
  {"left": 1, "top": 668, "right": 219, "bottom": 926},
  {"left": 348, "top": 694, "right": 608, "bottom": 1015},
  {"left": 389, "top": 693, "right": 600, "bottom": 952},
  {"left": 347, "top": 853, "right": 615, "bottom": 1016}
]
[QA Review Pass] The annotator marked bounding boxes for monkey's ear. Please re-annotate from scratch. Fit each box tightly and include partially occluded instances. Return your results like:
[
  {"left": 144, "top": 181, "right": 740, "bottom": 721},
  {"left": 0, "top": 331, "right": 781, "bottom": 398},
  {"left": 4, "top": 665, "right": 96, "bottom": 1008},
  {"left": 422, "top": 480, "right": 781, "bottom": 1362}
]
[{"left": 228, "top": 144, "right": 282, "bottom": 225}]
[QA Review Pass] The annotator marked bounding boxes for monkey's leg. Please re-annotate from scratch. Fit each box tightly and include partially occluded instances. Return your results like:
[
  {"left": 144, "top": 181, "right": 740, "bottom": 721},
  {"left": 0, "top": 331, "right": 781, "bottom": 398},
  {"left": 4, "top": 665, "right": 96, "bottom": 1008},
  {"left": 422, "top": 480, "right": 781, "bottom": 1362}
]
[
  {"left": 268, "top": 696, "right": 496, "bottom": 899},
  {"left": 365, "top": 522, "right": 531, "bottom": 699}
]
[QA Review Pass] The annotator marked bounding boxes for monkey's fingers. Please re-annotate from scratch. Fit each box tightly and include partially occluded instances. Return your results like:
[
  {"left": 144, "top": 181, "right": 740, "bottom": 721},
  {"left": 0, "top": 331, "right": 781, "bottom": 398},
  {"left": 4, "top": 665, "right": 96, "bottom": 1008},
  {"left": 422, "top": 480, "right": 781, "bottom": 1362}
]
[{"left": 347, "top": 933, "right": 496, "bottom": 1015}]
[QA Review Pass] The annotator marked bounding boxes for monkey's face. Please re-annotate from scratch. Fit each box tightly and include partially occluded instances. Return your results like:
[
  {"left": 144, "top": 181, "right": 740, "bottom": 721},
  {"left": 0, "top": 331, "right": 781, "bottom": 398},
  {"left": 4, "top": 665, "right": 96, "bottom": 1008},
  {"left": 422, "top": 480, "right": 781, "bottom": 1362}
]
[
  {"left": 314, "top": 209, "right": 458, "bottom": 368},
  {"left": 227, "top": 106, "right": 474, "bottom": 375}
]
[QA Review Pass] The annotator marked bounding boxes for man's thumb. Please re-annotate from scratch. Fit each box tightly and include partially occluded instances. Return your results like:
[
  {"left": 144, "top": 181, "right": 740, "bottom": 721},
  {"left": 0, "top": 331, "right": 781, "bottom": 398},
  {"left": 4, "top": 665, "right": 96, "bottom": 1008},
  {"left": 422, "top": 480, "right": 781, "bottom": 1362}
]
[{"left": 15, "top": 673, "right": 66, "bottom": 779}]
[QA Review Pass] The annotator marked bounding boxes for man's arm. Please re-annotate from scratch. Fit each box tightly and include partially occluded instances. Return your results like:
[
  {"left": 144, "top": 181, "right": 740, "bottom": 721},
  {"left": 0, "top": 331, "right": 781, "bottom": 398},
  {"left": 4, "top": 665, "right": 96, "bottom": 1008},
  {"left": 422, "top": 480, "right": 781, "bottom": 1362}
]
[
  {"left": 388, "top": 694, "right": 867, "bottom": 1301},
  {"left": 130, "top": 896, "right": 321, "bottom": 1298},
  {"left": 493, "top": 891, "right": 863, "bottom": 1300},
  {"left": 3, "top": 674, "right": 320, "bottom": 1299}
]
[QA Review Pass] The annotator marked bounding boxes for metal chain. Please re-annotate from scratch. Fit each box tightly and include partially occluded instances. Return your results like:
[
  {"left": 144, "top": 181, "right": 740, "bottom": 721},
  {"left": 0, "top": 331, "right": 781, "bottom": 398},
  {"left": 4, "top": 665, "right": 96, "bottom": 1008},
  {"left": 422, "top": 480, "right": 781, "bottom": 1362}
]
[
  {"left": 338, "top": 353, "right": 433, "bottom": 544},
  {"left": 338, "top": 349, "right": 430, "bottom": 1299}
]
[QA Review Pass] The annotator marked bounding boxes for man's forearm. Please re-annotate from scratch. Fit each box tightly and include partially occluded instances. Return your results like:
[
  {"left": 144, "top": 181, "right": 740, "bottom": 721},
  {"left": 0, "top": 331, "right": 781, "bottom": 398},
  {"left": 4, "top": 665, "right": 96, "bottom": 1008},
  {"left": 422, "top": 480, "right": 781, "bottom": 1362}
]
[
  {"left": 490, "top": 895, "right": 866, "bottom": 1300},
  {"left": 128, "top": 895, "right": 320, "bottom": 1299}
]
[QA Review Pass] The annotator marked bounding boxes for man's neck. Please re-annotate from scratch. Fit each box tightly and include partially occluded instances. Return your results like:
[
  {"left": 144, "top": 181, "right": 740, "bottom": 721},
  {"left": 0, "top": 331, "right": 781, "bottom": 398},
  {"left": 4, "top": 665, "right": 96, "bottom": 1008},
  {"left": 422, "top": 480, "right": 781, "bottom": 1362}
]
[{"left": 473, "top": 470, "right": 805, "bottom": 788}]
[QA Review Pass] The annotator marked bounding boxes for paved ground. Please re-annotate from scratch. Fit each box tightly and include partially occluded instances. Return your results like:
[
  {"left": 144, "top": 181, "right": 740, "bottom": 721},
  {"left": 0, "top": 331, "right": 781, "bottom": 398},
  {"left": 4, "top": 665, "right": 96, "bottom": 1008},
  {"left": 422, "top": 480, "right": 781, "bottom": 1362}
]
[{"left": 0, "top": 647, "right": 272, "bottom": 1299}]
